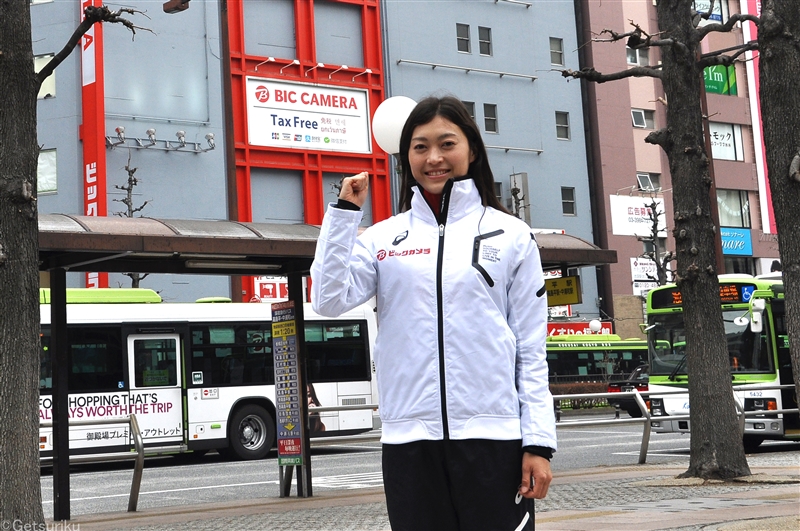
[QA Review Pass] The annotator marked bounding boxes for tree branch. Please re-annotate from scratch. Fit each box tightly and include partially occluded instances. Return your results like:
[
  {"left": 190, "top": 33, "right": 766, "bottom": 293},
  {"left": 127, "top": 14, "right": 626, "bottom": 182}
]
[
  {"left": 562, "top": 65, "right": 662, "bottom": 83},
  {"left": 697, "top": 13, "right": 760, "bottom": 40},
  {"left": 698, "top": 41, "right": 759, "bottom": 68},
  {"left": 645, "top": 128, "right": 670, "bottom": 148},
  {"left": 35, "top": 6, "right": 153, "bottom": 88}
]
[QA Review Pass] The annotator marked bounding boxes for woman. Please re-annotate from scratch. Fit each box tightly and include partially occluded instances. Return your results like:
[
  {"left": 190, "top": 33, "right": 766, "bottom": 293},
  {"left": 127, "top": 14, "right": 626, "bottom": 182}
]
[{"left": 311, "top": 96, "right": 555, "bottom": 530}]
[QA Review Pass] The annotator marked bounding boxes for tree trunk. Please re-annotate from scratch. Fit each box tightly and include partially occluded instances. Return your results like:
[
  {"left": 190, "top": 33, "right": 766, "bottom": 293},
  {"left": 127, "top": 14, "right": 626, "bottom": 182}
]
[
  {"left": 657, "top": 0, "right": 751, "bottom": 479},
  {"left": 0, "top": 0, "right": 46, "bottom": 523},
  {"left": 758, "top": 0, "right": 800, "bottom": 411}
]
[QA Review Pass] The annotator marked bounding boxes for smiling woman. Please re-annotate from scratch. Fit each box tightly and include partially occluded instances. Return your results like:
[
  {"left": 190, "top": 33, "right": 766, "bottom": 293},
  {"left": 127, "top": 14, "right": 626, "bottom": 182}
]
[
  {"left": 311, "top": 96, "right": 556, "bottom": 530},
  {"left": 407, "top": 115, "right": 475, "bottom": 196}
]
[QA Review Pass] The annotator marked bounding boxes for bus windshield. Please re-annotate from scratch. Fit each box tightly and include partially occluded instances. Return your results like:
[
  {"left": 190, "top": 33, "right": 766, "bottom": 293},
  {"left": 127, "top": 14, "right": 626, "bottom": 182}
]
[{"left": 648, "top": 310, "right": 774, "bottom": 377}]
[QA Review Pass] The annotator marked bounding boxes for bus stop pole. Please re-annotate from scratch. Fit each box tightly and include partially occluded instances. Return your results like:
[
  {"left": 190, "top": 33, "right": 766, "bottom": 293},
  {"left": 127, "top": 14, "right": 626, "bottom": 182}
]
[
  {"left": 50, "top": 267, "right": 71, "bottom": 521},
  {"left": 289, "top": 271, "right": 312, "bottom": 497}
]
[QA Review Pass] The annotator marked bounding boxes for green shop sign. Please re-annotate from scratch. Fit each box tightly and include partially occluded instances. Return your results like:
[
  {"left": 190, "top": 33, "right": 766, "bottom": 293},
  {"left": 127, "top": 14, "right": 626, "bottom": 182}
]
[{"left": 704, "top": 65, "right": 737, "bottom": 95}]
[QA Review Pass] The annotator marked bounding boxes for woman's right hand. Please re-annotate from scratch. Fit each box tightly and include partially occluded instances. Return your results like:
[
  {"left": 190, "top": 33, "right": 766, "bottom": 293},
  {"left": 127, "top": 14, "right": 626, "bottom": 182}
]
[{"left": 340, "top": 172, "right": 370, "bottom": 208}]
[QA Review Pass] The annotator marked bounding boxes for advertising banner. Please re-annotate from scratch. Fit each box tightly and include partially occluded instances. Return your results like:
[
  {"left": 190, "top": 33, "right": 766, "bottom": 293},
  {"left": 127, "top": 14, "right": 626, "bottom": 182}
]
[
  {"left": 630, "top": 257, "right": 663, "bottom": 297},
  {"left": 246, "top": 78, "right": 371, "bottom": 154},
  {"left": 609, "top": 195, "right": 666, "bottom": 237},
  {"left": 546, "top": 321, "right": 613, "bottom": 336},
  {"left": 704, "top": 65, "right": 737, "bottom": 95},
  {"left": 720, "top": 228, "right": 753, "bottom": 256}
]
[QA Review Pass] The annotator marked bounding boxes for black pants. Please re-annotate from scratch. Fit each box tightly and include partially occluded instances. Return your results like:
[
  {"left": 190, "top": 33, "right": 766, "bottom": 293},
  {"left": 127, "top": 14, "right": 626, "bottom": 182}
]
[{"left": 382, "top": 439, "right": 534, "bottom": 531}]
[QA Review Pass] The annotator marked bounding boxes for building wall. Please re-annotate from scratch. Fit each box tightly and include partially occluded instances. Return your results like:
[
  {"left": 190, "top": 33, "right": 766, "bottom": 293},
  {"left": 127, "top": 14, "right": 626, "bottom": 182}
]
[
  {"left": 382, "top": 0, "right": 600, "bottom": 319},
  {"left": 33, "top": 0, "right": 231, "bottom": 300}
]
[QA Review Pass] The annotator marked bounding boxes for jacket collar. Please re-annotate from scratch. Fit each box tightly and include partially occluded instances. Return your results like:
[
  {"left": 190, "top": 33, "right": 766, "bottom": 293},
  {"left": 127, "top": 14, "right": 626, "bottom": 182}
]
[{"left": 410, "top": 177, "right": 483, "bottom": 225}]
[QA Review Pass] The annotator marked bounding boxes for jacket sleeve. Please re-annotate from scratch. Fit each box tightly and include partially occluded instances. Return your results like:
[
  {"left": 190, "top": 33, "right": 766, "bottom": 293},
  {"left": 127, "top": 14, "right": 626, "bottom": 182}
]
[
  {"left": 311, "top": 204, "right": 378, "bottom": 317},
  {"left": 508, "top": 233, "right": 557, "bottom": 451}
]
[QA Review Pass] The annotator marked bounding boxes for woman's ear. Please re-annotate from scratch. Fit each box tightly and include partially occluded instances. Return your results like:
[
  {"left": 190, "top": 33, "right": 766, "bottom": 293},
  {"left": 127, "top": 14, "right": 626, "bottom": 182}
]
[{"left": 469, "top": 149, "right": 476, "bottom": 164}]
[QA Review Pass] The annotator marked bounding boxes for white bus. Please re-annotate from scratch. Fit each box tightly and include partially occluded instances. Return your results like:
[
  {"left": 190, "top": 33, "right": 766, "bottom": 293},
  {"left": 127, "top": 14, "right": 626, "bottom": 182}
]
[{"left": 39, "top": 289, "right": 377, "bottom": 460}]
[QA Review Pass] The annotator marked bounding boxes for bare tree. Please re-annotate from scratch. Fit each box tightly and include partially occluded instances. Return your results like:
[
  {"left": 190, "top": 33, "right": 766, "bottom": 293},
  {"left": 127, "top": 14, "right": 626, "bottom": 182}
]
[
  {"left": 564, "top": 0, "right": 757, "bottom": 479},
  {"left": 510, "top": 182, "right": 528, "bottom": 220},
  {"left": 758, "top": 0, "right": 800, "bottom": 422},
  {"left": 0, "top": 4, "right": 146, "bottom": 521},
  {"left": 114, "top": 152, "right": 150, "bottom": 287},
  {"left": 639, "top": 199, "right": 675, "bottom": 286}
]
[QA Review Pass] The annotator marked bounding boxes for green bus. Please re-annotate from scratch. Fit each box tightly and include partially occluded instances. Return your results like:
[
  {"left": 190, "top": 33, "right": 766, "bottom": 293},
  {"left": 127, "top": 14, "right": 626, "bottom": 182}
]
[{"left": 645, "top": 275, "right": 799, "bottom": 451}]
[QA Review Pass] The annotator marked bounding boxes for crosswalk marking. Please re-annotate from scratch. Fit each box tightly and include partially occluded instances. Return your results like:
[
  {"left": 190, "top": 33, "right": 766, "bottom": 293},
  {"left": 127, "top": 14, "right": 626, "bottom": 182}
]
[{"left": 269, "top": 471, "right": 384, "bottom": 490}]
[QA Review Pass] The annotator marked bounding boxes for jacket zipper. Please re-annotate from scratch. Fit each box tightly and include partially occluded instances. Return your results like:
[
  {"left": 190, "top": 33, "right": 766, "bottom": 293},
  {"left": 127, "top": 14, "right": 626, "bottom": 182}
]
[{"left": 434, "top": 182, "right": 454, "bottom": 440}]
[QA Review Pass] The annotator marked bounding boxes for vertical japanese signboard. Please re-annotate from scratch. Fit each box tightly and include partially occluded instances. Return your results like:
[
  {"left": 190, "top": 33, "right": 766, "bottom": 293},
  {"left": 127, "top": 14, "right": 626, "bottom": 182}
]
[
  {"left": 741, "top": 0, "right": 776, "bottom": 234},
  {"left": 271, "top": 301, "right": 304, "bottom": 466},
  {"left": 80, "top": 0, "right": 108, "bottom": 288}
]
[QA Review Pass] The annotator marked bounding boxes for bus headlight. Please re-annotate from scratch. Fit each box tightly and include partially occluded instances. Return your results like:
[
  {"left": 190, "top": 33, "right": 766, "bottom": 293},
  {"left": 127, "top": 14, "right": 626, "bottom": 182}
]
[{"left": 650, "top": 398, "right": 664, "bottom": 416}]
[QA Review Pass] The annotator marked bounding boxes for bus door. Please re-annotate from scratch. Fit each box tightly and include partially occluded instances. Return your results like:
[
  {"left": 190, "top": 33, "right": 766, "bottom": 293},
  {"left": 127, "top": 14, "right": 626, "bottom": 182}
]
[{"left": 127, "top": 334, "right": 183, "bottom": 446}]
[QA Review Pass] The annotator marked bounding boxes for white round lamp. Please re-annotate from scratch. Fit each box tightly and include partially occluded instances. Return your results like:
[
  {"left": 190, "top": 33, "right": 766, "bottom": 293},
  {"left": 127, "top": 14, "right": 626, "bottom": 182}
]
[
  {"left": 589, "top": 319, "right": 603, "bottom": 334},
  {"left": 372, "top": 96, "right": 417, "bottom": 154}
]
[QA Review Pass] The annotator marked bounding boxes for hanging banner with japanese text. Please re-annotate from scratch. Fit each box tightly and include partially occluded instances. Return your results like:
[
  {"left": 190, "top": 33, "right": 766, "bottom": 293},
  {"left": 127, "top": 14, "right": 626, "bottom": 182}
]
[{"left": 609, "top": 195, "right": 667, "bottom": 237}]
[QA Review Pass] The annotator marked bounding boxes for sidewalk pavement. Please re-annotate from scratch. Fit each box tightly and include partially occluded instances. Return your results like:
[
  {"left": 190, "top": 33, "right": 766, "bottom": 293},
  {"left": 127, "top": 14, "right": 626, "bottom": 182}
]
[{"left": 56, "top": 453, "right": 799, "bottom": 531}]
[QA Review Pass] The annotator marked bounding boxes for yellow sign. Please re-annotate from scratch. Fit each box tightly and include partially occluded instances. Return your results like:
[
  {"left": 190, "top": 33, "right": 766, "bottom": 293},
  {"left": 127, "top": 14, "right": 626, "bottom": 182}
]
[
  {"left": 272, "top": 320, "right": 296, "bottom": 338},
  {"left": 545, "top": 276, "right": 582, "bottom": 307}
]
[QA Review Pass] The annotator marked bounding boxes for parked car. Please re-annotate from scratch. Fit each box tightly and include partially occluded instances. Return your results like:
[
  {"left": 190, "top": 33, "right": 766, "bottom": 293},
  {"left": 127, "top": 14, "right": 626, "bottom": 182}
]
[{"left": 607, "top": 365, "right": 649, "bottom": 417}]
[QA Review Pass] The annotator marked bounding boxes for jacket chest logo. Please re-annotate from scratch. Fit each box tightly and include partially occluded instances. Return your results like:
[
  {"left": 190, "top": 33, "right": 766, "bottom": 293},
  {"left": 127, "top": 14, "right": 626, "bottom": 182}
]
[{"left": 376, "top": 248, "right": 431, "bottom": 261}]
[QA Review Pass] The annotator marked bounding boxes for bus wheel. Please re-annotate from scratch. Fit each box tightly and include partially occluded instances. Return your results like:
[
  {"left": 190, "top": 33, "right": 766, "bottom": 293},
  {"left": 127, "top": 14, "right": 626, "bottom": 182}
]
[
  {"left": 228, "top": 405, "right": 275, "bottom": 460},
  {"left": 743, "top": 436, "right": 764, "bottom": 453}
]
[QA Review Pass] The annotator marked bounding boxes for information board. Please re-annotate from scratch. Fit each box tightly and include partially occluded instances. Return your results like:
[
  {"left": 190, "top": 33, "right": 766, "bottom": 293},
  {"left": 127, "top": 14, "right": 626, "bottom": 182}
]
[{"left": 271, "top": 301, "right": 304, "bottom": 466}]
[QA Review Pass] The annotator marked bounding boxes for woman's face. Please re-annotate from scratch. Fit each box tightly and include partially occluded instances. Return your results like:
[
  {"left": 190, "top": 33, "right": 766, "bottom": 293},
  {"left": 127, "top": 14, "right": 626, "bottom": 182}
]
[{"left": 408, "top": 115, "right": 475, "bottom": 195}]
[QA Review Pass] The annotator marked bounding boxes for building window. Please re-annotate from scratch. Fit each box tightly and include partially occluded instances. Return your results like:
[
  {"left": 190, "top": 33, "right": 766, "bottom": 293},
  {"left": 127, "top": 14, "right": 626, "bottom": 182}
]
[
  {"left": 555, "top": 111, "right": 570, "bottom": 140},
  {"left": 456, "top": 23, "right": 471, "bottom": 53},
  {"left": 643, "top": 237, "right": 668, "bottom": 256},
  {"left": 34, "top": 54, "right": 55, "bottom": 99},
  {"left": 561, "top": 187, "right": 575, "bottom": 215},
  {"left": 478, "top": 26, "right": 492, "bottom": 56},
  {"left": 462, "top": 101, "right": 476, "bottom": 122},
  {"left": 631, "top": 109, "right": 655, "bottom": 129},
  {"left": 484, "top": 103, "right": 498, "bottom": 133},
  {"left": 626, "top": 46, "right": 649, "bottom": 66},
  {"left": 637, "top": 172, "right": 661, "bottom": 192},
  {"left": 38, "top": 149, "right": 57, "bottom": 193},
  {"left": 549, "top": 37, "right": 564, "bottom": 66},
  {"left": 724, "top": 257, "right": 754, "bottom": 276},
  {"left": 717, "top": 189, "right": 750, "bottom": 228},
  {"left": 709, "top": 122, "right": 744, "bottom": 161}
]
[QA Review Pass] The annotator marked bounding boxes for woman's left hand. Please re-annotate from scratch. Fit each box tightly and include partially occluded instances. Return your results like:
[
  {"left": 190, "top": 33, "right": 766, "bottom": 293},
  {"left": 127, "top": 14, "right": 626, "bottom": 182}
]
[{"left": 519, "top": 453, "right": 552, "bottom": 499}]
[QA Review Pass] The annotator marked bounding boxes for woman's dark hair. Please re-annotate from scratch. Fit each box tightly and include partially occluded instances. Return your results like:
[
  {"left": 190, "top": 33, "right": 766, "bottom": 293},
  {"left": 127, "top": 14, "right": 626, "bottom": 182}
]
[{"left": 397, "top": 96, "right": 509, "bottom": 214}]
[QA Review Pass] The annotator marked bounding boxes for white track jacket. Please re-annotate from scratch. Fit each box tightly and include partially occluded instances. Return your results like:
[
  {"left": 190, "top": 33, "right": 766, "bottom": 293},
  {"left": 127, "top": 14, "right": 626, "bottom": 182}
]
[{"left": 311, "top": 178, "right": 557, "bottom": 451}]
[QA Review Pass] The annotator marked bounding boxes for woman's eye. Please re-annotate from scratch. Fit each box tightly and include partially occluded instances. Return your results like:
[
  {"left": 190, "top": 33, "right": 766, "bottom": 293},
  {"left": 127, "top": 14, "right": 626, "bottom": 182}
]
[{"left": 412, "top": 144, "right": 426, "bottom": 151}]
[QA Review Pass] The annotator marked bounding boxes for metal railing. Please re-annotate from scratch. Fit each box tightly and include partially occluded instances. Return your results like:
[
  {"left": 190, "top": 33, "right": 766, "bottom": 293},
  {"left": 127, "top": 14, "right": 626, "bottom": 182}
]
[
  {"left": 41, "top": 414, "right": 144, "bottom": 512},
  {"left": 308, "top": 403, "right": 382, "bottom": 446},
  {"left": 553, "top": 384, "right": 799, "bottom": 465}
]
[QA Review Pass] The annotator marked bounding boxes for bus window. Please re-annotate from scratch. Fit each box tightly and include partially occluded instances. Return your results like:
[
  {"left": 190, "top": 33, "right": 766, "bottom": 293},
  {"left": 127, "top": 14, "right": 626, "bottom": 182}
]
[
  {"left": 68, "top": 328, "right": 124, "bottom": 392},
  {"left": 133, "top": 338, "right": 177, "bottom": 387},
  {"left": 188, "top": 324, "right": 274, "bottom": 386},
  {"left": 40, "top": 332, "right": 52, "bottom": 390},
  {"left": 305, "top": 322, "right": 370, "bottom": 383}
]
